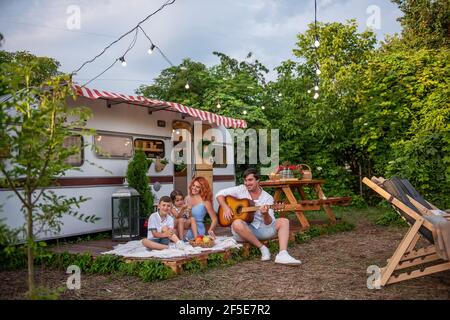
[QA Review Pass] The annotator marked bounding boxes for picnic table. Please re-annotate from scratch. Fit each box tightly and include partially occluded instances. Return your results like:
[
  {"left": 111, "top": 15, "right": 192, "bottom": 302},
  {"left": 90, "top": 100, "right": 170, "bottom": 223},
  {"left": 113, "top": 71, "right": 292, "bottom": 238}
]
[{"left": 259, "top": 179, "right": 351, "bottom": 230}]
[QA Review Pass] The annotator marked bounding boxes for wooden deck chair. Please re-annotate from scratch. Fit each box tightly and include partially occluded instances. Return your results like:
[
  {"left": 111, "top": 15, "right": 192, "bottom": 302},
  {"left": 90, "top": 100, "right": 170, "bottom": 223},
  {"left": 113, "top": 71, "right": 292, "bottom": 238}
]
[{"left": 363, "top": 176, "right": 450, "bottom": 287}]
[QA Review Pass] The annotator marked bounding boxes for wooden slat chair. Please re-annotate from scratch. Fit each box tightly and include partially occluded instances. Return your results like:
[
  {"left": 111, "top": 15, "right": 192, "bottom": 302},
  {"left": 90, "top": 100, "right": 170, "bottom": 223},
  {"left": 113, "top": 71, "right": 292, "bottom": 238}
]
[{"left": 363, "top": 176, "right": 450, "bottom": 287}]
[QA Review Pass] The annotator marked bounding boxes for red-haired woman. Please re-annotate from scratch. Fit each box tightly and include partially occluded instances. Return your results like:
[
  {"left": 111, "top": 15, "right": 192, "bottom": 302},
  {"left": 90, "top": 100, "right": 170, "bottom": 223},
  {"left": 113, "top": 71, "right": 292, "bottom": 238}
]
[{"left": 185, "top": 177, "right": 218, "bottom": 240}]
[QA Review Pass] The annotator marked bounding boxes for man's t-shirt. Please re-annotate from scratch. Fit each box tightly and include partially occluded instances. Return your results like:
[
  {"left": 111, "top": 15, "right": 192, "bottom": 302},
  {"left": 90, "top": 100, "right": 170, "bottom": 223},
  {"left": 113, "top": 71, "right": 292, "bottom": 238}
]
[{"left": 215, "top": 184, "right": 275, "bottom": 229}]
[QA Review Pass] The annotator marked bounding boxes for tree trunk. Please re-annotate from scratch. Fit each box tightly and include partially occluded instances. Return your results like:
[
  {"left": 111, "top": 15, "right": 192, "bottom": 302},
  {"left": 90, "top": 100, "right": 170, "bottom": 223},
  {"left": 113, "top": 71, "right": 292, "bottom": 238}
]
[{"left": 26, "top": 194, "right": 35, "bottom": 297}]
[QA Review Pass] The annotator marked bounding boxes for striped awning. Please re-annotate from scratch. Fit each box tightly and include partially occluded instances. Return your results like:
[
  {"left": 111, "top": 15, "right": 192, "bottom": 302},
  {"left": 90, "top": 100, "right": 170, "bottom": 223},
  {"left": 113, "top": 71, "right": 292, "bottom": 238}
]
[{"left": 72, "top": 84, "right": 247, "bottom": 129}]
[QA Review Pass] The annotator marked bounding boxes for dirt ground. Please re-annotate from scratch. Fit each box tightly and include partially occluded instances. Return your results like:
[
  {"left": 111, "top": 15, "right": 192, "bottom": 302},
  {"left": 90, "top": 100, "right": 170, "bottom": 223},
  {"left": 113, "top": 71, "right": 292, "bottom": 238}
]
[{"left": 1, "top": 217, "right": 449, "bottom": 300}]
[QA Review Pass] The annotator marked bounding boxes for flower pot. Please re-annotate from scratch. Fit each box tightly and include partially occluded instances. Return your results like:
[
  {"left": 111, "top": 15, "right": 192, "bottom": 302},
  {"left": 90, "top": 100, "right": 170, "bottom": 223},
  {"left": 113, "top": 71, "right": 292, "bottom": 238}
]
[
  {"left": 139, "top": 217, "right": 148, "bottom": 238},
  {"left": 155, "top": 158, "right": 167, "bottom": 172}
]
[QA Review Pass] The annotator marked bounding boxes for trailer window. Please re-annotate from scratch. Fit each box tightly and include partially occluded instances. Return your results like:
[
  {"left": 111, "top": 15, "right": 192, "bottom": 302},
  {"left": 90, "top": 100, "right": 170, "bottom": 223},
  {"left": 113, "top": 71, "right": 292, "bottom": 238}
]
[
  {"left": 134, "top": 139, "right": 165, "bottom": 159},
  {"left": 63, "top": 135, "right": 84, "bottom": 166},
  {"left": 94, "top": 134, "right": 133, "bottom": 159},
  {"left": 212, "top": 145, "right": 227, "bottom": 168}
]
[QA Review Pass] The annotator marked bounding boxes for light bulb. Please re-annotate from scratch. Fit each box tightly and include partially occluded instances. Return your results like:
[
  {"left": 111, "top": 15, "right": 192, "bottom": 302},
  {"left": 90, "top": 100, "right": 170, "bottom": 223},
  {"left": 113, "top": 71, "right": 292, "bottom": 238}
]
[
  {"left": 217, "top": 103, "right": 221, "bottom": 109},
  {"left": 314, "top": 85, "right": 319, "bottom": 91},
  {"left": 172, "top": 129, "right": 175, "bottom": 133},
  {"left": 316, "top": 68, "right": 321, "bottom": 75},
  {"left": 148, "top": 44, "right": 155, "bottom": 55},
  {"left": 278, "top": 93, "right": 282, "bottom": 97},
  {"left": 119, "top": 56, "right": 127, "bottom": 67},
  {"left": 261, "top": 106, "right": 265, "bottom": 110},
  {"left": 185, "top": 82, "right": 190, "bottom": 89},
  {"left": 307, "top": 90, "right": 311, "bottom": 94},
  {"left": 243, "top": 110, "right": 247, "bottom": 115},
  {"left": 314, "top": 40, "right": 320, "bottom": 48},
  {"left": 176, "top": 130, "right": 180, "bottom": 135},
  {"left": 313, "top": 92, "right": 319, "bottom": 100}
]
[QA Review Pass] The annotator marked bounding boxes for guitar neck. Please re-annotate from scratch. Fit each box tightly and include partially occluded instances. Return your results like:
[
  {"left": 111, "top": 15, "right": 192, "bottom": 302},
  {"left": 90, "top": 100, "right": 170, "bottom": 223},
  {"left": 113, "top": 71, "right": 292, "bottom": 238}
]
[{"left": 241, "top": 205, "right": 279, "bottom": 213}]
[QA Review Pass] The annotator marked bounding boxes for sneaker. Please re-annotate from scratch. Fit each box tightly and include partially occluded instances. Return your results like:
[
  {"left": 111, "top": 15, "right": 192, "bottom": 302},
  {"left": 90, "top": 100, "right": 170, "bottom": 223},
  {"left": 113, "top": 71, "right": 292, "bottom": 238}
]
[
  {"left": 176, "top": 240, "right": 186, "bottom": 250},
  {"left": 260, "top": 245, "right": 271, "bottom": 261},
  {"left": 275, "top": 250, "right": 302, "bottom": 265}
]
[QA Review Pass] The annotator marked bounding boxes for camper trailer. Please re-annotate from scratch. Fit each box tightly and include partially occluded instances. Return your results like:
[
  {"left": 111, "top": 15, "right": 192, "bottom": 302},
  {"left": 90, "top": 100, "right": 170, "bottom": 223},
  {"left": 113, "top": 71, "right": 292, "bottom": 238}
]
[{"left": 0, "top": 85, "right": 247, "bottom": 241}]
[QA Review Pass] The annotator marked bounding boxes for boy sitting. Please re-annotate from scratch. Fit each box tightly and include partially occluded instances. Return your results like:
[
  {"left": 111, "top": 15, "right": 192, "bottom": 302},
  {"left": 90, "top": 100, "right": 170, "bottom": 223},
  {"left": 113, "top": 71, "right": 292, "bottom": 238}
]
[{"left": 142, "top": 196, "right": 186, "bottom": 250}]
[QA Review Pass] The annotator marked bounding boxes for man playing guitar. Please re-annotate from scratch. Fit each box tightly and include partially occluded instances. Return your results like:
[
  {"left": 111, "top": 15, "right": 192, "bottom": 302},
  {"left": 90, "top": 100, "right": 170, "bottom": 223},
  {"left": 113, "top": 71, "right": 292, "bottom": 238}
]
[{"left": 216, "top": 168, "right": 302, "bottom": 265}]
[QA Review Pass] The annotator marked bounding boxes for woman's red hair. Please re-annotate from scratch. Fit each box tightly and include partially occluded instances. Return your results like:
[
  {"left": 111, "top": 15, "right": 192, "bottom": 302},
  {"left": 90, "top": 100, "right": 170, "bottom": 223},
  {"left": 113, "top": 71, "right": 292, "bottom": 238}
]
[{"left": 189, "top": 177, "right": 212, "bottom": 202}]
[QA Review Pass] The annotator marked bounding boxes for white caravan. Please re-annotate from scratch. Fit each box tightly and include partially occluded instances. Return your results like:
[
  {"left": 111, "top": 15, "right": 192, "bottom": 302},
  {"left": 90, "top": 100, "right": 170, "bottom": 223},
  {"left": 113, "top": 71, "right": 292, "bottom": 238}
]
[{"left": 0, "top": 85, "right": 247, "bottom": 241}]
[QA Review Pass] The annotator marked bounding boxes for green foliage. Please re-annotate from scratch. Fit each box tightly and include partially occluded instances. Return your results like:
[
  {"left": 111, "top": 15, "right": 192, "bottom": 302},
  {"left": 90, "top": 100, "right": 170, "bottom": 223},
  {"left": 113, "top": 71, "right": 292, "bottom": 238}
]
[
  {"left": 391, "top": 0, "right": 450, "bottom": 49},
  {"left": 295, "top": 220, "right": 355, "bottom": 244},
  {"left": 350, "top": 195, "right": 368, "bottom": 209},
  {"left": 29, "top": 286, "right": 65, "bottom": 300},
  {"left": 0, "top": 245, "right": 27, "bottom": 270},
  {"left": 126, "top": 150, "right": 154, "bottom": 217},
  {"left": 136, "top": 260, "right": 175, "bottom": 281},
  {"left": 375, "top": 209, "right": 408, "bottom": 227},
  {"left": 0, "top": 50, "right": 61, "bottom": 90},
  {"left": 182, "top": 259, "right": 202, "bottom": 272},
  {"left": 206, "top": 253, "right": 225, "bottom": 268},
  {"left": 0, "top": 50, "right": 98, "bottom": 296},
  {"left": 0, "top": 218, "right": 20, "bottom": 246}
]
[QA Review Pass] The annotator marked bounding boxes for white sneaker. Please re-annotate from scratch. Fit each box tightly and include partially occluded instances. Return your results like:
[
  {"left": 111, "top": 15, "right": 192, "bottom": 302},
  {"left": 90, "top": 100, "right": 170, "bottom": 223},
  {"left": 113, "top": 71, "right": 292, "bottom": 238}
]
[
  {"left": 260, "top": 245, "right": 271, "bottom": 261},
  {"left": 275, "top": 250, "right": 302, "bottom": 265},
  {"left": 176, "top": 240, "right": 186, "bottom": 250}
]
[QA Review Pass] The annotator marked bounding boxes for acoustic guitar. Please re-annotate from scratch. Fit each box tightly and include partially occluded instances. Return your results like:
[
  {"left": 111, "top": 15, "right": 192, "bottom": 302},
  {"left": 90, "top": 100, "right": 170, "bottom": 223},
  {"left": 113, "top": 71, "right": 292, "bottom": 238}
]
[
  {"left": 218, "top": 196, "right": 286, "bottom": 227},
  {"left": 218, "top": 195, "right": 352, "bottom": 227}
]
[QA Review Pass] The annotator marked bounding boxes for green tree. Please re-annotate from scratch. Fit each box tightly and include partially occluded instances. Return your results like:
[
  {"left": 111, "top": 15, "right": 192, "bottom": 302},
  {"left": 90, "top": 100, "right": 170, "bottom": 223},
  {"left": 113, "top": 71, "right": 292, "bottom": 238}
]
[
  {"left": 359, "top": 47, "right": 450, "bottom": 206},
  {"left": 391, "top": 0, "right": 450, "bottom": 49},
  {"left": 289, "top": 20, "right": 377, "bottom": 194},
  {"left": 126, "top": 150, "right": 154, "bottom": 217},
  {"left": 0, "top": 54, "right": 97, "bottom": 297}
]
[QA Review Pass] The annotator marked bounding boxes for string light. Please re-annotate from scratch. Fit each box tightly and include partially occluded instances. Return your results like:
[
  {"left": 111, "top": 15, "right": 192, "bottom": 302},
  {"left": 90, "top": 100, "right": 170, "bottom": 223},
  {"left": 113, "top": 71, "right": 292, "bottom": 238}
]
[
  {"left": 307, "top": 90, "right": 311, "bottom": 94},
  {"left": 314, "top": 39, "right": 320, "bottom": 48},
  {"left": 261, "top": 106, "right": 265, "bottom": 110},
  {"left": 314, "top": 92, "right": 319, "bottom": 99},
  {"left": 185, "top": 82, "right": 190, "bottom": 90},
  {"left": 216, "top": 102, "right": 221, "bottom": 109},
  {"left": 147, "top": 43, "right": 156, "bottom": 55},
  {"left": 119, "top": 56, "right": 127, "bottom": 67},
  {"left": 243, "top": 110, "right": 247, "bottom": 115},
  {"left": 316, "top": 68, "right": 321, "bottom": 75},
  {"left": 314, "top": 85, "right": 319, "bottom": 91},
  {"left": 73, "top": 0, "right": 177, "bottom": 87}
]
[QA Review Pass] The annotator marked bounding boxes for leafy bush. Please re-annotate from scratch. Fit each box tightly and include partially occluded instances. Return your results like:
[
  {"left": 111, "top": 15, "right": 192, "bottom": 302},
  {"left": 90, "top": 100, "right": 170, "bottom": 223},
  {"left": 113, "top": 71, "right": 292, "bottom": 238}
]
[
  {"left": 127, "top": 150, "right": 154, "bottom": 217},
  {"left": 137, "top": 260, "right": 175, "bottom": 281},
  {"left": 375, "top": 210, "right": 408, "bottom": 227}
]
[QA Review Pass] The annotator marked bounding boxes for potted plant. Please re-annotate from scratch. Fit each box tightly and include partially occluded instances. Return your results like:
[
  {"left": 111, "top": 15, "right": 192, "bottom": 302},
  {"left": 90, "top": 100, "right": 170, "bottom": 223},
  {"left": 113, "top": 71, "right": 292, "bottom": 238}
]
[
  {"left": 126, "top": 150, "right": 154, "bottom": 237},
  {"left": 155, "top": 157, "right": 168, "bottom": 172},
  {"left": 174, "top": 161, "right": 187, "bottom": 175}
]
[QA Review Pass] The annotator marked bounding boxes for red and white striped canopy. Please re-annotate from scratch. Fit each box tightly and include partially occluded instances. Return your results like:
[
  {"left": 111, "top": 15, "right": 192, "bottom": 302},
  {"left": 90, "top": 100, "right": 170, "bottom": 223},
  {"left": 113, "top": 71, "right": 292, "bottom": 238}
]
[{"left": 72, "top": 84, "right": 247, "bottom": 129}]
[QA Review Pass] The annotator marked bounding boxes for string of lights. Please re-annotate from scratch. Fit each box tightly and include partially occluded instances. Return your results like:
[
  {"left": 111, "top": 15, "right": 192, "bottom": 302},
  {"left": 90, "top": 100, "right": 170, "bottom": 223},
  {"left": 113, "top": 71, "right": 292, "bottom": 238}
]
[
  {"left": 72, "top": 0, "right": 177, "bottom": 87},
  {"left": 310, "top": 0, "right": 320, "bottom": 100}
]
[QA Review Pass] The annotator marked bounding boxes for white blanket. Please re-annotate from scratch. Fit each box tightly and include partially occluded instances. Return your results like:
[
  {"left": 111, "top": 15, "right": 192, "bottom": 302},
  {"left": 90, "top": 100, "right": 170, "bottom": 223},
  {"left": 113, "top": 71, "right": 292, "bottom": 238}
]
[{"left": 102, "top": 236, "right": 242, "bottom": 259}]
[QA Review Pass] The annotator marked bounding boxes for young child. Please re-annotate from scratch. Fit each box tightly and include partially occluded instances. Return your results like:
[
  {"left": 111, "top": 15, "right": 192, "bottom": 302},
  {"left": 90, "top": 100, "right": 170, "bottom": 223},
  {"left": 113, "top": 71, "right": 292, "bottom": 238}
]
[
  {"left": 170, "top": 190, "right": 198, "bottom": 241},
  {"left": 142, "top": 196, "right": 185, "bottom": 250}
]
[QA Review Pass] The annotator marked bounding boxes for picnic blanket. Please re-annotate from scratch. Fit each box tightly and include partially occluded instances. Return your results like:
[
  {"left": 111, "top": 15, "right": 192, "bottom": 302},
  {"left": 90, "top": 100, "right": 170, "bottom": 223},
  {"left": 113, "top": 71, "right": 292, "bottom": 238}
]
[{"left": 102, "top": 236, "right": 242, "bottom": 259}]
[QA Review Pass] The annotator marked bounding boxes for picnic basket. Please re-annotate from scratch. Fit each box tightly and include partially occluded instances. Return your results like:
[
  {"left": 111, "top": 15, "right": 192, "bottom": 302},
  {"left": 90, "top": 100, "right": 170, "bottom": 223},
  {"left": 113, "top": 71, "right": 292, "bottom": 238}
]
[
  {"left": 189, "top": 238, "right": 215, "bottom": 248},
  {"left": 299, "top": 164, "right": 312, "bottom": 180}
]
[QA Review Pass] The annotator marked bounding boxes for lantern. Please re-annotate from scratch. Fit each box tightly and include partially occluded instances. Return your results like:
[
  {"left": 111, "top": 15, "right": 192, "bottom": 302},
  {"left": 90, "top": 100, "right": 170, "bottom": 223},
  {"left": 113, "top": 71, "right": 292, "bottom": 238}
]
[{"left": 111, "top": 179, "right": 140, "bottom": 241}]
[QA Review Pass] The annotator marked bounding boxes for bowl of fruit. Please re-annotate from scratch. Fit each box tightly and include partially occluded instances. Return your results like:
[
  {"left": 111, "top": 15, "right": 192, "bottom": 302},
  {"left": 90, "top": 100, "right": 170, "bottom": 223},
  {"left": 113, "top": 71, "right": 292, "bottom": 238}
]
[{"left": 189, "top": 235, "right": 215, "bottom": 248}]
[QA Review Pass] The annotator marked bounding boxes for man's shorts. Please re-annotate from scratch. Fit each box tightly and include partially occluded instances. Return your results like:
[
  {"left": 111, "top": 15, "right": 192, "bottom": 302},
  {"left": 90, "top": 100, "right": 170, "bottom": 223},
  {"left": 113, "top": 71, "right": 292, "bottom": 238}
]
[
  {"left": 231, "top": 220, "right": 277, "bottom": 242},
  {"left": 147, "top": 237, "right": 170, "bottom": 245}
]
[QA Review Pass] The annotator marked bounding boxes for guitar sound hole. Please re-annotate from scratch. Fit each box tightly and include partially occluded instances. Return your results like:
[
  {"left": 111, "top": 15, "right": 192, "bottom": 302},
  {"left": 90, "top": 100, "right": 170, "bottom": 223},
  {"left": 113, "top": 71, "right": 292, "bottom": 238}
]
[{"left": 236, "top": 206, "right": 242, "bottom": 216}]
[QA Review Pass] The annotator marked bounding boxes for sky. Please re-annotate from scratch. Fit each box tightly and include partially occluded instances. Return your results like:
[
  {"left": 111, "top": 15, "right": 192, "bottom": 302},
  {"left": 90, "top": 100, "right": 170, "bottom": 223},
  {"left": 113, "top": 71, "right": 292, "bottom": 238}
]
[{"left": 0, "top": 0, "right": 403, "bottom": 95}]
